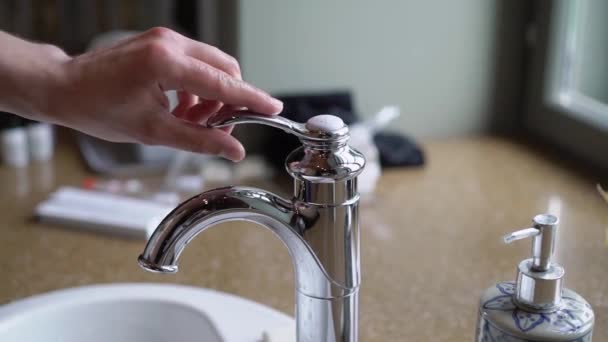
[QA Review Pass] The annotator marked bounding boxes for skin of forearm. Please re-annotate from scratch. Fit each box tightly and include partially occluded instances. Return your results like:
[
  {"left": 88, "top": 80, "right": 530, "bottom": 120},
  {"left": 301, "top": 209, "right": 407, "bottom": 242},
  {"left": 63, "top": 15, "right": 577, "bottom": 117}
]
[{"left": 0, "top": 31, "right": 70, "bottom": 121}]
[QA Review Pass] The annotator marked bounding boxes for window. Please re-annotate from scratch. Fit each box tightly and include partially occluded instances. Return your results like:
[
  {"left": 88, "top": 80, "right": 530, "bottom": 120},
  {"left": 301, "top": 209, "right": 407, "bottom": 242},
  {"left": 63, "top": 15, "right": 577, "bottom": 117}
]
[{"left": 527, "top": 0, "right": 608, "bottom": 168}]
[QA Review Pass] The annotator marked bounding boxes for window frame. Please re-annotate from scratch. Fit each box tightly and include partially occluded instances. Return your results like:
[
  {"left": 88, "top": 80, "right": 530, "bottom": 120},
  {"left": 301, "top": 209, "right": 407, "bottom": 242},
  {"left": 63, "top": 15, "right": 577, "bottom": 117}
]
[{"left": 526, "top": 0, "right": 608, "bottom": 169}]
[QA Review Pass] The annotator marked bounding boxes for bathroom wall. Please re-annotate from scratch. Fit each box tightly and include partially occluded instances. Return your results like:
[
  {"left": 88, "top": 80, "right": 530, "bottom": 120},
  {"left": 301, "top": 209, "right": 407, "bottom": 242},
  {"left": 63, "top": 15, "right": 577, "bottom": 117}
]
[{"left": 238, "top": 0, "right": 500, "bottom": 138}]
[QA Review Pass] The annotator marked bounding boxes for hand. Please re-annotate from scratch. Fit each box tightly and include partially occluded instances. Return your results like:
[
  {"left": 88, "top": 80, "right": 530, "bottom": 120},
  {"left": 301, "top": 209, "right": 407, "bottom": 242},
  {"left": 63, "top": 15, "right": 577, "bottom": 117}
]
[{"left": 1, "top": 28, "right": 283, "bottom": 161}]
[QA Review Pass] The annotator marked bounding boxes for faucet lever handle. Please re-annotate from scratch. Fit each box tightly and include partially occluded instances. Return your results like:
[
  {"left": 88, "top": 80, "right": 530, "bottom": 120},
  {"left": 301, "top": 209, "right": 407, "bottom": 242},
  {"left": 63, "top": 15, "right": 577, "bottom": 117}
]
[{"left": 206, "top": 111, "right": 349, "bottom": 142}]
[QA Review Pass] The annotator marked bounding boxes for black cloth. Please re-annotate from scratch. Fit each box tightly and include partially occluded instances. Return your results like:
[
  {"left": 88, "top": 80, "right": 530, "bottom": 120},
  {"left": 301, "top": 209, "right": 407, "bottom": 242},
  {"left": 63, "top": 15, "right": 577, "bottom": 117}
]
[{"left": 374, "top": 133, "right": 424, "bottom": 167}]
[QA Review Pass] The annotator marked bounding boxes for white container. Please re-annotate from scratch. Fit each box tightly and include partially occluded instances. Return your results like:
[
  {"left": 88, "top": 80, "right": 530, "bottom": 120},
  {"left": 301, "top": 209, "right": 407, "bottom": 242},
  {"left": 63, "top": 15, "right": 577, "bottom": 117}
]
[
  {"left": 348, "top": 106, "right": 400, "bottom": 195},
  {"left": 26, "top": 122, "right": 54, "bottom": 162},
  {"left": 1, "top": 126, "right": 29, "bottom": 168}
]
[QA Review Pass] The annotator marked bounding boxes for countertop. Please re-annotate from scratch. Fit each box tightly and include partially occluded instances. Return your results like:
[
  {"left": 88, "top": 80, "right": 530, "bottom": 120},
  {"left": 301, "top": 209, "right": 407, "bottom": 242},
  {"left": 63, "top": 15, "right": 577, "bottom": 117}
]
[{"left": 0, "top": 136, "right": 606, "bottom": 341}]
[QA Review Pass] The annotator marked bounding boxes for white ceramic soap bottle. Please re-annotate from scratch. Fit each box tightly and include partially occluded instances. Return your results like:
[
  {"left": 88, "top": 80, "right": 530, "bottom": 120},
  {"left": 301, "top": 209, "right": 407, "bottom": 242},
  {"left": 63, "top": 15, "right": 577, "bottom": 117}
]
[{"left": 476, "top": 214, "right": 594, "bottom": 341}]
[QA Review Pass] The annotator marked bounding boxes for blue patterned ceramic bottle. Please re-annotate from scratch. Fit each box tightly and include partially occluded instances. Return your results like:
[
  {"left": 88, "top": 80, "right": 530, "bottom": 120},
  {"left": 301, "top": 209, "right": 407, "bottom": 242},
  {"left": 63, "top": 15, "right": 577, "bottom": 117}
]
[{"left": 476, "top": 214, "right": 594, "bottom": 341}]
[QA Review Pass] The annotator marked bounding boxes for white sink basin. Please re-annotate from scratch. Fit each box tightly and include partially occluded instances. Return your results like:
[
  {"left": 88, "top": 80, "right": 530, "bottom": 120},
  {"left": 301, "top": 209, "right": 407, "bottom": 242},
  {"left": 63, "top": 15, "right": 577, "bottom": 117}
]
[{"left": 0, "top": 283, "right": 293, "bottom": 342}]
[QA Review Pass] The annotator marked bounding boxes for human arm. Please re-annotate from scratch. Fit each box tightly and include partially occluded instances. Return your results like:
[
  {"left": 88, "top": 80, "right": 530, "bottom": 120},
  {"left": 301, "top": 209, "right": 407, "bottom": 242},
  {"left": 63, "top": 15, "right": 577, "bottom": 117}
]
[{"left": 0, "top": 28, "right": 282, "bottom": 161}]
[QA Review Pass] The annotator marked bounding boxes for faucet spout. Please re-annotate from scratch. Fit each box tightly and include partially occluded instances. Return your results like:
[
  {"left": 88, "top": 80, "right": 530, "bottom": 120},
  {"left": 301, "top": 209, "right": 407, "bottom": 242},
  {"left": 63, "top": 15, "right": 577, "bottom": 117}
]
[
  {"left": 139, "top": 185, "right": 360, "bottom": 341},
  {"left": 138, "top": 186, "right": 358, "bottom": 298},
  {"left": 138, "top": 186, "right": 298, "bottom": 270}
]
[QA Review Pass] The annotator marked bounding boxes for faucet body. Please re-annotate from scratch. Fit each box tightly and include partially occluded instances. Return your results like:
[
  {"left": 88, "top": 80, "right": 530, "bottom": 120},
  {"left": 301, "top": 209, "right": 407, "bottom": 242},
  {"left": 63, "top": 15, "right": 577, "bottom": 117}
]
[{"left": 139, "top": 113, "right": 365, "bottom": 342}]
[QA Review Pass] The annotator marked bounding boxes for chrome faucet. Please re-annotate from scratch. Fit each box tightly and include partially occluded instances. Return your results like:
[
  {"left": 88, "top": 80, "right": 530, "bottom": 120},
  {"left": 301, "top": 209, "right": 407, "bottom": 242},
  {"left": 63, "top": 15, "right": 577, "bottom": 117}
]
[{"left": 138, "top": 112, "right": 365, "bottom": 342}]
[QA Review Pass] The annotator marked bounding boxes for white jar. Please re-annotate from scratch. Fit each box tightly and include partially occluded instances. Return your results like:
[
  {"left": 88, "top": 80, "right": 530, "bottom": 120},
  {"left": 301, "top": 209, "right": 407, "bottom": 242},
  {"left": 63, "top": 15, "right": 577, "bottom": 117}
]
[
  {"left": 26, "top": 122, "right": 54, "bottom": 162},
  {"left": 1, "top": 126, "right": 29, "bottom": 167}
]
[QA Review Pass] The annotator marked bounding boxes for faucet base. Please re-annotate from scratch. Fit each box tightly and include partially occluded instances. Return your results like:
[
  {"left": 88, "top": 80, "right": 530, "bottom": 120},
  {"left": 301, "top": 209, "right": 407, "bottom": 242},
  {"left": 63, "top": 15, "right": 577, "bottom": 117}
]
[{"left": 297, "top": 290, "right": 359, "bottom": 342}]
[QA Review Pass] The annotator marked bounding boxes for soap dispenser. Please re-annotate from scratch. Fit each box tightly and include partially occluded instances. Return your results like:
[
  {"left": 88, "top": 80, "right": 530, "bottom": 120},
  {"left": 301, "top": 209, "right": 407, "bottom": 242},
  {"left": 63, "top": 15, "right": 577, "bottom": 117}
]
[{"left": 476, "top": 214, "right": 594, "bottom": 341}]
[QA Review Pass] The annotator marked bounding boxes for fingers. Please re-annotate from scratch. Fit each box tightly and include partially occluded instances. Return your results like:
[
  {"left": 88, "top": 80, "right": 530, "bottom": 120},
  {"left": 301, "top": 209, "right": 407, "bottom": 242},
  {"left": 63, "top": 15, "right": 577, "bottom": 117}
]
[
  {"left": 172, "top": 91, "right": 197, "bottom": 118},
  {"left": 142, "top": 27, "right": 242, "bottom": 80},
  {"left": 165, "top": 55, "right": 283, "bottom": 115},
  {"left": 215, "top": 104, "right": 246, "bottom": 134},
  {"left": 181, "top": 100, "right": 222, "bottom": 123},
  {"left": 139, "top": 27, "right": 282, "bottom": 114},
  {"left": 157, "top": 116, "right": 245, "bottom": 161},
  {"left": 179, "top": 101, "right": 237, "bottom": 134},
  {"left": 183, "top": 37, "right": 242, "bottom": 80}
]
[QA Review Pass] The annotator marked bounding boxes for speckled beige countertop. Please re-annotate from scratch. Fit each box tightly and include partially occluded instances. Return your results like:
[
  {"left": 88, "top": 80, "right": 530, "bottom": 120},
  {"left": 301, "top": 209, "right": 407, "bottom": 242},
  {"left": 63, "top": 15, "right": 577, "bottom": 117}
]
[{"left": 0, "top": 136, "right": 606, "bottom": 341}]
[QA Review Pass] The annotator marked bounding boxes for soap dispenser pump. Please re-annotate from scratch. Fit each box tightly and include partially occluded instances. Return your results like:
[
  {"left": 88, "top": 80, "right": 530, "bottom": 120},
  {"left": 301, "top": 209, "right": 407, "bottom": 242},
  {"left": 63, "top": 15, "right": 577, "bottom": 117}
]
[{"left": 476, "top": 214, "right": 594, "bottom": 341}]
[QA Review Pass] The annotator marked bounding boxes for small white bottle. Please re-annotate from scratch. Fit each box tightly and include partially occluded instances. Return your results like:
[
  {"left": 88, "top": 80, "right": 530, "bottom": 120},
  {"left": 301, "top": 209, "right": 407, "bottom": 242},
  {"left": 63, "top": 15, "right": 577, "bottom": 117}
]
[
  {"left": 25, "top": 120, "right": 54, "bottom": 162},
  {"left": 476, "top": 214, "right": 594, "bottom": 341},
  {"left": 348, "top": 106, "right": 400, "bottom": 195},
  {"left": 0, "top": 113, "right": 29, "bottom": 168}
]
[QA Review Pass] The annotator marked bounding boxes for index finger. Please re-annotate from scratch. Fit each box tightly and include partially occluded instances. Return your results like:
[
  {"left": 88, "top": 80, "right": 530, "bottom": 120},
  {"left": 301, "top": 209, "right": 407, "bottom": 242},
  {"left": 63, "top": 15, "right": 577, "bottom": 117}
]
[
  {"left": 183, "top": 37, "right": 242, "bottom": 80},
  {"left": 166, "top": 56, "right": 283, "bottom": 115}
]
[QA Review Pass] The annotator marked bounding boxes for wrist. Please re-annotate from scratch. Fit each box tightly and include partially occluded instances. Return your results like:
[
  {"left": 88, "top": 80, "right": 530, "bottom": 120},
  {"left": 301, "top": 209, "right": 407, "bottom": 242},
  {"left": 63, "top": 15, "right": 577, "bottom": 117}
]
[
  {"left": 0, "top": 33, "right": 71, "bottom": 121},
  {"left": 22, "top": 44, "right": 72, "bottom": 122}
]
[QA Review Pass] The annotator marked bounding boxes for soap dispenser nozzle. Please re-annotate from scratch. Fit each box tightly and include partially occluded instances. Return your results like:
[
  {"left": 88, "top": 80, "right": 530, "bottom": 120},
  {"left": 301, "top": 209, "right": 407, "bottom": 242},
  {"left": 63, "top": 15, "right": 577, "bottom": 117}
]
[
  {"left": 503, "top": 214, "right": 564, "bottom": 311},
  {"left": 503, "top": 214, "right": 558, "bottom": 272}
]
